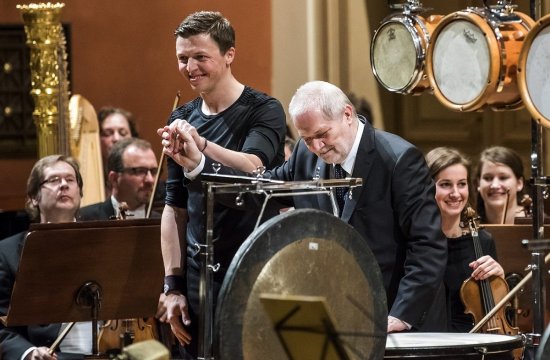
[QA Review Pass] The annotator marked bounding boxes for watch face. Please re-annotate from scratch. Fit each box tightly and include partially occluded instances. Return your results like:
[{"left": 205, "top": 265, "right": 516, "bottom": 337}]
[{"left": 163, "top": 284, "right": 170, "bottom": 294}]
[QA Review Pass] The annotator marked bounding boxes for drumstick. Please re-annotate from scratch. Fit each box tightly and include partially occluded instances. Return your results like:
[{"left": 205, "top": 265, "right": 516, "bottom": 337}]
[{"left": 48, "top": 322, "right": 75, "bottom": 355}]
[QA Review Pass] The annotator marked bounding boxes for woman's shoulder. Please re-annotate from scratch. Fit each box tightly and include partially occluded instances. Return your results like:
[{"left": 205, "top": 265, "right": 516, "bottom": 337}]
[{"left": 477, "top": 228, "right": 495, "bottom": 242}]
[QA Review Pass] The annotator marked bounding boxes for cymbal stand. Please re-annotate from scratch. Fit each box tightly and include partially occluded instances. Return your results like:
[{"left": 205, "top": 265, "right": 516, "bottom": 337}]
[{"left": 198, "top": 169, "right": 362, "bottom": 359}]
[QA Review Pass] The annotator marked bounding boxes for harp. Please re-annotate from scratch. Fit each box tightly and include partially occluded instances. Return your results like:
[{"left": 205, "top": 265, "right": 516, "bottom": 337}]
[
  {"left": 69, "top": 95, "right": 105, "bottom": 207},
  {"left": 18, "top": 3, "right": 105, "bottom": 207}
]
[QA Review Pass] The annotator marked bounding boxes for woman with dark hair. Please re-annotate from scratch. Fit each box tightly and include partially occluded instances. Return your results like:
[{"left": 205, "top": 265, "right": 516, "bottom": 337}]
[
  {"left": 475, "top": 146, "right": 526, "bottom": 224},
  {"left": 426, "top": 147, "right": 504, "bottom": 332}
]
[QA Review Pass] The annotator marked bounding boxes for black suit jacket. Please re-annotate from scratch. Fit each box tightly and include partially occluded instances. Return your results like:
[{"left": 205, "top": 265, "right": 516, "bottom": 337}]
[
  {"left": 78, "top": 199, "right": 161, "bottom": 221},
  {"left": 268, "top": 120, "right": 447, "bottom": 330},
  {"left": 78, "top": 199, "right": 116, "bottom": 220},
  {"left": 0, "top": 232, "right": 62, "bottom": 359}
]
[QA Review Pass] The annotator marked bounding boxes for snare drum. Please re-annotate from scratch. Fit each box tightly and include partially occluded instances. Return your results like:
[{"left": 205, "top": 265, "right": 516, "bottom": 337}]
[
  {"left": 518, "top": 13, "right": 550, "bottom": 128},
  {"left": 385, "top": 333, "right": 524, "bottom": 359},
  {"left": 371, "top": 13, "right": 442, "bottom": 95},
  {"left": 426, "top": 9, "right": 534, "bottom": 111}
]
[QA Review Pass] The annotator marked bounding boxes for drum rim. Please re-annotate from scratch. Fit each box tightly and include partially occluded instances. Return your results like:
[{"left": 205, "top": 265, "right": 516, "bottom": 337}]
[
  {"left": 426, "top": 10, "right": 502, "bottom": 111},
  {"left": 371, "top": 14, "right": 427, "bottom": 93},
  {"left": 385, "top": 333, "right": 524, "bottom": 356},
  {"left": 518, "top": 13, "right": 550, "bottom": 126}
]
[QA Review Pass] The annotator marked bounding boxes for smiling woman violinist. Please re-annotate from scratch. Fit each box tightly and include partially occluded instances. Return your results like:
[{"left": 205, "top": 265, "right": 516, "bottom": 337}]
[{"left": 426, "top": 147, "right": 506, "bottom": 332}]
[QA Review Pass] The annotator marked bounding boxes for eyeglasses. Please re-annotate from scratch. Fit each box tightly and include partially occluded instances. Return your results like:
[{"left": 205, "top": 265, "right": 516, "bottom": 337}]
[
  {"left": 120, "top": 167, "right": 158, "bottom": 177},
  {"left": 40, "top": 175, "right": 77, "bottom": 188}
]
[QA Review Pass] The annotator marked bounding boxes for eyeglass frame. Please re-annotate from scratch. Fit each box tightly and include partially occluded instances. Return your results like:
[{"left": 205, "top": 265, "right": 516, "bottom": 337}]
[
  {"left": 119, "top": 167, "right": 159, "bottom": 177},
  {"left": 39, "top": 175, "right": 78, "bottom": 188}
]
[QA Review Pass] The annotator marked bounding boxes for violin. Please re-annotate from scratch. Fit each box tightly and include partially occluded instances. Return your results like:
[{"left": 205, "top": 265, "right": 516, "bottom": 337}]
[
  {"left": 97, "top": 202, "right": 158, "bottom": 354},
  {"left": 459, "top": 207, "right": 520, "bottom": 337},
  {"left": 98, "top": 318, "right": 158, "bottom": 354}
]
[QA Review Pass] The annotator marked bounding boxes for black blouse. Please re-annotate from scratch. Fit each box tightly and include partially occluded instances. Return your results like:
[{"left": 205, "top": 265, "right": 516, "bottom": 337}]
[{"left": 445, "top": 229, "right": 498, "bottom": 332}]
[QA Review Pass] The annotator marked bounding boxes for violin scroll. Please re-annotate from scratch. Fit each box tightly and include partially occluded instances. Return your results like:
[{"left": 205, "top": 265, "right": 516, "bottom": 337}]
[{"left": 462, "top": 206, "right": 480, "bottom": 233}]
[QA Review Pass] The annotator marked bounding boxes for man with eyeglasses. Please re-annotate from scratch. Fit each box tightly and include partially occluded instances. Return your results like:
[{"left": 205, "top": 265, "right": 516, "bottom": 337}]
[
  {"left": 0, "top": 155, "right": 95, "bottom": 359},
  {"left": 80, "top": 138, "right": 160, "bottom": 220}
]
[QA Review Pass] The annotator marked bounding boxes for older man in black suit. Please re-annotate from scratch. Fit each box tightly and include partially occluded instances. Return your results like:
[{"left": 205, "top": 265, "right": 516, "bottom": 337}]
[
  {"left": 270, "top": 81, "right": 447, "bottom": 331},
  {"left": 163, "top": 80, "right": 447, "bottom": 333}
]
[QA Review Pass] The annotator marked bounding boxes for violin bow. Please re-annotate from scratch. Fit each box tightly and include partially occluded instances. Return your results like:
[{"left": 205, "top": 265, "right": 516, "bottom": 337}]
[
  {"left": 146, "top": 91, "right": 181, "bottom": 218},
  {"left": 501, "top": 188, "right": 511, "bottom": 224},
  {"left": 470, "top": 251, "right": 550, "bottom": 333},
  {"left": 48, "top": 322, "right": 75, "bottom": 355}
]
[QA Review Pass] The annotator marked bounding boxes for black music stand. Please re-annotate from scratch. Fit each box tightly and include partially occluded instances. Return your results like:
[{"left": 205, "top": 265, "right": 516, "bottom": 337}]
[
  {"left": 260, "top": 293, "right": 350, "bottom": 360},
  {"left": 1, "top": 219, "right": 163, "bottom": 355}
]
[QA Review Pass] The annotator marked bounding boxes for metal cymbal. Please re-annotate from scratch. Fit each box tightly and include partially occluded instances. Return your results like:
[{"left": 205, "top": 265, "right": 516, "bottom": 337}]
[{"left": 215, "top": 209, "right": 387, "bottom": 359}]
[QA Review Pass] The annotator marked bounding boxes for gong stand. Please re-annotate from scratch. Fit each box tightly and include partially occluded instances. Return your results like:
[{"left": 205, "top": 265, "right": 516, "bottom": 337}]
[{"left": 198, "top": 172, "right": 363, "bottom": 360}]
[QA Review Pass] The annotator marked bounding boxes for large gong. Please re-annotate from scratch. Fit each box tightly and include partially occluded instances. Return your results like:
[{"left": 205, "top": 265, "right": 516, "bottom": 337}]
[{"left": 215, "top": 209, "right": 387, "bottom": 359}]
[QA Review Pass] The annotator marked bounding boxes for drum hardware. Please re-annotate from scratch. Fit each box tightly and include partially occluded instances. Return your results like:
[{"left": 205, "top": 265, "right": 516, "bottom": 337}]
[
  {"left": 482, "top": 0, "right": 521, "bottom": 21},
  {"left": 388, "top": 0, "right": 426, "bottom": 13},
  {"left": 197, "top": 175, "right": 363, "bottom": 359},
  {"left": 371, "top": 0, "right": 442, "bottom": 95}
]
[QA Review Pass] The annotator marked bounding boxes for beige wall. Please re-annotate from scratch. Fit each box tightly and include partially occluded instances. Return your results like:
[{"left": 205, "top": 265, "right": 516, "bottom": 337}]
[
  {"left": 272, "top": 0, "right": 384, "bottom": 133},
  {"left": 0, "top": 0, "right": 272, "bottom": 210}
]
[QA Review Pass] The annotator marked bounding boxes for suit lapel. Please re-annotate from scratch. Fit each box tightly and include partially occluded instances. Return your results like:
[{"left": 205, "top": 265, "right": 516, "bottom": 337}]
[{"left": 341, "top": 122, "right": 376, "bottom": 222}]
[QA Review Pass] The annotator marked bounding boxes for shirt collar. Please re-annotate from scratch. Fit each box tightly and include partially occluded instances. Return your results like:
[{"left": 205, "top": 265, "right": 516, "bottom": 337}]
[{"left": 337, "top": 118, "right": 364, "bottom": 175}]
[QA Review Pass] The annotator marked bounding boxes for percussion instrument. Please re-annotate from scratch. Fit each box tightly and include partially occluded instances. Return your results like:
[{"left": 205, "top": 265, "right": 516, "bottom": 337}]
[
  {"left": 385, "top": 333, "right": 524, "bottom": 359},
  {"left": 215, "top": 209, "right": 387, "bottom": 359},
  {"left": 371, "top": 7, "right": 442, "bottom": 95},
  {"left": 426, "top": 7, "right": 534, "bottom": 111},
  {"left": 517, "top": 13, "right": 550, "bottom": 128}
]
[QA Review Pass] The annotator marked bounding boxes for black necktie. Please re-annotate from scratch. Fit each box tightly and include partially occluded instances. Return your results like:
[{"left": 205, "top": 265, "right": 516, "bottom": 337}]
[{"left": 334, "top": 164, "right": 346, "bottom": 213}]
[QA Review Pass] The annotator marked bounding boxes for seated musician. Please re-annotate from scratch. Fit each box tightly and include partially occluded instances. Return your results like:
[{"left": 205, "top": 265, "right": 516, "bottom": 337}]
[
  {"left": 426, "top": 147, "right": 505, "bottom": 332},
  {"left": 79, "top": 138, "right": 160, "bottom": 220},
  {"left": 0, "top": 155, "right": 92, "bottom": 359},
  {"left": 78, "top": 137, "right": 164, "bottom": 355},
  {"left": 474, "top": 146, "right": 527, "bottom": 224},
  {"left": 98, "top": 106, "right": 138, "bottom": 197}
]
